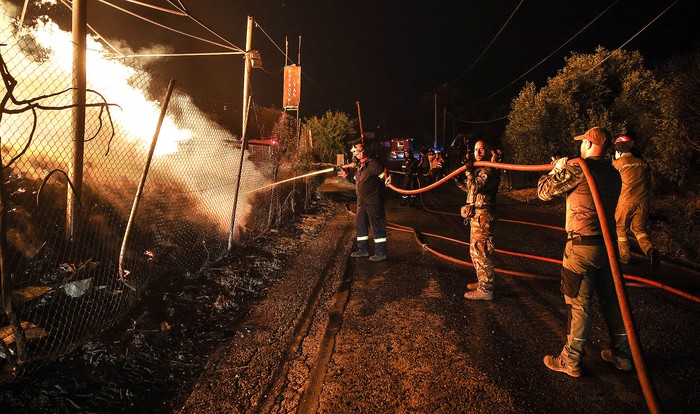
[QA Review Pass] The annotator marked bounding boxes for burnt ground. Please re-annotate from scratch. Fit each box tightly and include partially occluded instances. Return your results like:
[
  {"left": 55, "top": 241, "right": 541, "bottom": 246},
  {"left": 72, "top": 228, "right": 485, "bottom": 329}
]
[
  {"left": 1, "top": 175, "right": 700, "bottom": 413},
  {"left": 0, "top": 194, "right": 342, "bottom": 413}
]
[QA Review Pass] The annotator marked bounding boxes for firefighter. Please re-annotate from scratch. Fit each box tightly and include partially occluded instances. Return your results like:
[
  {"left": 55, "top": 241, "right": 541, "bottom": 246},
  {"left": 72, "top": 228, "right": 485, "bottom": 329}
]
[
  {"left": 340, "top": 143, "right": 388, "bottom": 261},
  {"left": 400, "top": 149, "right": 419, "bottom": 207},
  {"left": 456, "top": 140, "right": 500, "bottom": 300},
  {"left": 613, "top": 135, "right": 659, "bottom": 270},
  {"left": 537, "top": 127, "right": 631, "bottom": 377}
]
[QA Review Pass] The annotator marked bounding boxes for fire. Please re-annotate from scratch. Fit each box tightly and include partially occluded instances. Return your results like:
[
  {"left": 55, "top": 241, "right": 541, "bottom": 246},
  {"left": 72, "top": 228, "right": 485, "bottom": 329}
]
[
  {"left": 0, "top": 1, "right": 262, "bottom": 237},
  {"left": 25, "top": 18, "right": 191, "bottom": 156}
]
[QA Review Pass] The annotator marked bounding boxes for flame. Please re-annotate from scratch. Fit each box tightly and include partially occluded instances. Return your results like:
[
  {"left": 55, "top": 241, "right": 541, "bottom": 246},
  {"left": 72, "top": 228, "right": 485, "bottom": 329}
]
[
  {"left": 26, "top": 18, "right": 191, "bottom": 156},
  {"left": 0, "top": 2, "right": 261, "bottom": 237}
]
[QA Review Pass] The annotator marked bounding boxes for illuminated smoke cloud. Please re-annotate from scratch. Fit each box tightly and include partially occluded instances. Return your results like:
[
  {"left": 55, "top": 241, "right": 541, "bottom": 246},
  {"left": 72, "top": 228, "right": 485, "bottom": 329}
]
[{"left": 1, "top": 1, "right": 261, "bottom": 236}]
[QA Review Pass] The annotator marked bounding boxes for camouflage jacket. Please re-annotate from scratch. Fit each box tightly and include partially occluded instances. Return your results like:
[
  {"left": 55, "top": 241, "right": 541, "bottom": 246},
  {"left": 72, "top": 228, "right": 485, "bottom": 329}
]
[
  {"left": 457, "top": 166, "right": 500, "bottom": 208},
  {"left": 537, "top": 157, "right": 620, "bottom": 237}
]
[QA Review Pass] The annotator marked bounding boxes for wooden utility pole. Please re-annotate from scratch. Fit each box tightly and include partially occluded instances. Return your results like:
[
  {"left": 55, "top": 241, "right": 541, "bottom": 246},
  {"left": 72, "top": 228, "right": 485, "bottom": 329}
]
[
  {"left": 443, "top": 106, "right": 447, "bottom": 149},
  {"left": 356, "top": 101, "right": 364, "bottom": 146},
  {"left": 241, "top": 16, "right": 253, "bottom": 139},
  {"left": 67, "top": 0, "right": 87, "bottom": 241},
  {"left": 433, "top": 92, "right": 438, "bottom": 149}
]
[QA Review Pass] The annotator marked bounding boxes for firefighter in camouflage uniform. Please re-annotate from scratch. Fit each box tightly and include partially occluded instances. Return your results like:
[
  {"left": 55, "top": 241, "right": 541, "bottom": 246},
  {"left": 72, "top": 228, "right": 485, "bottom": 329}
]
[{"left": 456, "top": 140, "right": 501, "bottom": 301}]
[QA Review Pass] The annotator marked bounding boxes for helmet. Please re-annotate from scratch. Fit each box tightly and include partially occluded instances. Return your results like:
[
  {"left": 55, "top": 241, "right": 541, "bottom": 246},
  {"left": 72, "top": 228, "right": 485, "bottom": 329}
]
[{"left": 614, "top": 135, "right": 634, "bottom": 153}]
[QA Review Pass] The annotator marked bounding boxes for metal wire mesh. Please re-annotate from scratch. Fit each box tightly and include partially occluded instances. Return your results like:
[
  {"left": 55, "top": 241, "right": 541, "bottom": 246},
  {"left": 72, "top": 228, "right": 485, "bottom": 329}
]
[{"left": 0, "top": 10, "right": 316, "bottom": 381}]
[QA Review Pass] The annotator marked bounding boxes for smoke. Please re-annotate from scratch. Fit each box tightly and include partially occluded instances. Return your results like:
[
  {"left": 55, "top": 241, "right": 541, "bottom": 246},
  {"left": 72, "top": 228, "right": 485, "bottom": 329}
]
[{"left": 0, "top": 1, "right": 261, "bottom": 241}]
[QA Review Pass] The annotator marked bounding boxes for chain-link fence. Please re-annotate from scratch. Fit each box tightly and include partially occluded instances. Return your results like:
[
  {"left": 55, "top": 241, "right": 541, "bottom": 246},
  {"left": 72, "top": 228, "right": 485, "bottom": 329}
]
[{"left": 0, "top": 11, "right": 318, "bottom": 382}]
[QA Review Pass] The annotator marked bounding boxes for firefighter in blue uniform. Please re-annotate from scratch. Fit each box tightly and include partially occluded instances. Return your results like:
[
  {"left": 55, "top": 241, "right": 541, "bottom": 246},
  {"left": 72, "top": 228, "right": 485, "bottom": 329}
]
[{"left": 340, "top": 143, "right": 388, "bottom": 261}]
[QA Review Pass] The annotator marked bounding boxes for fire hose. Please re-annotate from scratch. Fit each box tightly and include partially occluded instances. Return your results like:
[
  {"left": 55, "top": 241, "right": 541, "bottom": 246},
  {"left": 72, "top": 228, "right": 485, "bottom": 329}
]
[{"left": 382, "top": 159, "right": 663, "bottom": 413}]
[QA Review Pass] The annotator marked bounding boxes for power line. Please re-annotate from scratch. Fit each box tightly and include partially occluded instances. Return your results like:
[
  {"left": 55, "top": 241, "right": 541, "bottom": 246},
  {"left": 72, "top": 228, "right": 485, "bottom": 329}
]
[
  {"left": 451, "top": 0, "right": 524, "bottom": 85},
  {"left": 467, "top": 0, "right": 620, "bottom": 108},
  {"left": 173, "top": 2, "right": 243, "bottom": 52},
  {"left": 447, "top": 111, "right": 508, "bottom": 124},
  {"left": 95, "top": 0, "right": 243, "bottom": 52},
  {"left": 254, "top": 21, "right": 294, "bottom": 65},
  {"left": 584, "top": 0, "right": 679, "bottom": 75},
  {"left": 122, "top": 0, "right": 187, "bottom": 16}
]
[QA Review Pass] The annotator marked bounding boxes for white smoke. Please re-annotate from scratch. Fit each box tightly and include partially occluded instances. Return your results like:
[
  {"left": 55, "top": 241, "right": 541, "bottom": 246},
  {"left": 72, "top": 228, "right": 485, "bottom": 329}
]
[{"left": 0, "top": 1, "right": 260, "bottom": 237}]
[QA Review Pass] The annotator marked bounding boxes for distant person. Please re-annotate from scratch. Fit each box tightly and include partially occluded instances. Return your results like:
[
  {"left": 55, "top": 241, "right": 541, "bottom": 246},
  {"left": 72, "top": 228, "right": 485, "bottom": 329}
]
[
  {"left": 456, "top": 140, "right": 500, "bottom": 300},
  {"left": 340, "top": 142, "right": 388, "bottom": 261},
  {"left": 418, "top": 148, "right": 431, "bottom": 180},
  {"left": 400, "top": 149, "right": 419, "bottom": 207},
  {"left": 537, "top": 127, "right": 631, "bottom": 377},
  {"left": 427, "top": 149, "right": 445, "bottom": 183},
  {"left": 613, "top": 135, "right": 659, "bottom": 270}
]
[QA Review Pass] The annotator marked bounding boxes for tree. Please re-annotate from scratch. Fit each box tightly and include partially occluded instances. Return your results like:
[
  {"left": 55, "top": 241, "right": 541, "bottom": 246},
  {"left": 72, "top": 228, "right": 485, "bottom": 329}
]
[
  {"left": 504, "top": 46, "right": 694, "bottom": 187},
  {"left": 655, "top": 51, "right": 700, "bottom": 185},
  {"left": 306, "top": 111, "right": 357, "bottom": 163}
]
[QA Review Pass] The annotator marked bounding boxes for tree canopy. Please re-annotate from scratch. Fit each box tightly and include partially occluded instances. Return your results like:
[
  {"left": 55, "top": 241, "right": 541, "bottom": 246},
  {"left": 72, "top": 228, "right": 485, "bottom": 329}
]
[
  {"left": 504, "top": 47, "right": 696, "bottom": 187},
  {"left": 306, "top": 111, "right": 357, "bottom": 163}
]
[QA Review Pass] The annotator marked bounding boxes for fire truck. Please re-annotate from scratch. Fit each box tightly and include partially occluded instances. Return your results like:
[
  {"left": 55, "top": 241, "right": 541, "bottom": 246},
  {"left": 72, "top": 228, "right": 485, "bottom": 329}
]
[{"left": 389, "top": 137, "right": 412, "bottom": 159}]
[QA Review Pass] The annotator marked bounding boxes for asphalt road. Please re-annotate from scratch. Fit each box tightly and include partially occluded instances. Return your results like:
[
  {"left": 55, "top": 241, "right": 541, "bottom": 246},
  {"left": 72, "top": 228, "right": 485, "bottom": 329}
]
[{"left": 178, "top": 175, "right": 700, "bottom": 413}]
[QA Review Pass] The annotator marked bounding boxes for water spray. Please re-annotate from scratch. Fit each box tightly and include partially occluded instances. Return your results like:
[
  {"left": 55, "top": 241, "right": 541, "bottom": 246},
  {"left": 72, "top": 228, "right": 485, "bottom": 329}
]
[{"left": 242, "top": 167, "right": 336, "bottom": 196}]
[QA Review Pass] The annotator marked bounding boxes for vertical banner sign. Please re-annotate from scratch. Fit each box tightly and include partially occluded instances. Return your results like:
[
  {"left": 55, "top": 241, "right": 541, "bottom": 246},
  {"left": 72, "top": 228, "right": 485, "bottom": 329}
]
[{"left": 283, "top": 65, "right": 301, "bottom": 108}]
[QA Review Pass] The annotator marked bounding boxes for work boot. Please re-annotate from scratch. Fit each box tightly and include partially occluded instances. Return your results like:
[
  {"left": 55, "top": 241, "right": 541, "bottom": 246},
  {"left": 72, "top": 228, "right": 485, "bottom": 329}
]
[
  {"left": 647, "top": 248, "right": 660, "bottom": 271},
  {"left": 467, "top": 282, "right": 478, "bottom": 291},
  {"left": 351, "top": 250, "right": 369, "bottom": 258},
  {"left": 369, "top": 253, "right": 387, "bottom": 262},
  {"left": 543, "top": 354, "right": 582, "bottom": 378},
  {"left": 464, "top": 289, "right": 493, "bottom": 301},
  {"left": 601, "top": 349, "right": 633, "bottom": 372}
]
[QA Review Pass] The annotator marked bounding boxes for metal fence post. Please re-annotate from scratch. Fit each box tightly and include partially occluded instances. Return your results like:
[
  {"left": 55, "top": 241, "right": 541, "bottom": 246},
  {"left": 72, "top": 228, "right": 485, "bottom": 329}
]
[{"left": 119, "top": 80, "right": 176, "bottom": 286}]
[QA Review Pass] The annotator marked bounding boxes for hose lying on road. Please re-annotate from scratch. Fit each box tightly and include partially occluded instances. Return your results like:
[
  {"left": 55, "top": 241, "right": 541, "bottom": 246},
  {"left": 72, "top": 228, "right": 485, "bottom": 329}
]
[
  {"left": 406, "top": 175, "right": 700, "bottom": 279},
  {"left": 377, "top": 159, "right": 665, "bottom": 413}
]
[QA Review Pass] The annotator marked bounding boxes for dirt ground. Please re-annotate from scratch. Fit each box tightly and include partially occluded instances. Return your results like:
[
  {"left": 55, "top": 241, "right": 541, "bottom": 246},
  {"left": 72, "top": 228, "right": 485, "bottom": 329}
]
[
  {"left": 176, "top": 177, "right": 700, "bottom": 413},
  {"left": 1, "top": 176, "right": 698, "bottom": 413}
]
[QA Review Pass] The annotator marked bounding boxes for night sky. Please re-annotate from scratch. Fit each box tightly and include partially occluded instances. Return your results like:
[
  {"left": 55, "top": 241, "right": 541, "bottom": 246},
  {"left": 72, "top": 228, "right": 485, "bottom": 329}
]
[{"left": 7, "top": 0, "right": 700, "bottom": 138}]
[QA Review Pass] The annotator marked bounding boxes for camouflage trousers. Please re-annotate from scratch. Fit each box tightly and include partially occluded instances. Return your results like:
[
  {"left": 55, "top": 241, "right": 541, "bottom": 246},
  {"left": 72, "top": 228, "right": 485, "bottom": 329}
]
[
  {"left": 469, "top": 209, "right": 495, "bottom": 293},
  {"left": 615, "top": 201, "right": 653, "bottom": 262}
]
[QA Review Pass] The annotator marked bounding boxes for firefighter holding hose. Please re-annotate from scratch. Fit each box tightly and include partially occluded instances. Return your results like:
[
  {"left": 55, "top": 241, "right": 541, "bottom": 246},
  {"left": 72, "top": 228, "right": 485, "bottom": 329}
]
[
  {"left": 537, "top": 127, "right": 632, "bottom": 377},
  {"left": 613, "top": 135, "right": 659, "bottom": 270},
  {"left": 339, "top": 142, "right": 389, "bottom": 261},
  {"left": 455, "top": 140, "right": 501, "bottom": 300}
]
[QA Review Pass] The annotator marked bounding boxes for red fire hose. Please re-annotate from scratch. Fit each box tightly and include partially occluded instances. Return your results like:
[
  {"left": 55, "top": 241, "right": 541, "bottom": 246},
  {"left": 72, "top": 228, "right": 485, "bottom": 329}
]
[{"left": 383, "top": 159, "right": 663, "bottom": 413}]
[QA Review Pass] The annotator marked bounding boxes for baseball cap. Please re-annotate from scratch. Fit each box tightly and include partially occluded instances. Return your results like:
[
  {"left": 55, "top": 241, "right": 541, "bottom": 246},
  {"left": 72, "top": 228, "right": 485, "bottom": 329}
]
[{"left": 574, "top": 127, "right": 611, "bottom": 147}]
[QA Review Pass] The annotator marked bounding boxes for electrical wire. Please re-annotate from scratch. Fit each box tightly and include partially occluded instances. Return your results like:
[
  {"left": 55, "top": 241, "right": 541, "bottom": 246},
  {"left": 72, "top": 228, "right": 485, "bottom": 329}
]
[
  {"left": 583, "top": 0, "right": 679, "bottom": 76},
  {"left": 113, "top": 51, "right": 244, "bottom": 58},
  {"left": 173, "top": 1, "right": 244, "bottom": 51},
  {"left": 451, "top": 0, "right": 524, "bottom": 85},
  {"left": 95, "top": 0, "right": 242, "bottom": 52},
  {"left": 255, "top": 21, "right": 292, "bottom": 65},
  {"left": 121, "top": 0, "right": 187, "bottom": 16},
  {"left": 466, "top": 0, "right": 620, "bottom": 109},
  {"left": 447, "top": 111, "right": 509, "bottom": 124}
]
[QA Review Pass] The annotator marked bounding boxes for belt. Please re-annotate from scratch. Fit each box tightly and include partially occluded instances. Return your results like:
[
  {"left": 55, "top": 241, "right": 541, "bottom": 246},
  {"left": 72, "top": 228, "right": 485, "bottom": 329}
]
[
  {"left": 469, "top": 202, "right": 493, "bottom": 208},
  {"left": 567, "top": 234, "right": 605, "bottom": 246}
]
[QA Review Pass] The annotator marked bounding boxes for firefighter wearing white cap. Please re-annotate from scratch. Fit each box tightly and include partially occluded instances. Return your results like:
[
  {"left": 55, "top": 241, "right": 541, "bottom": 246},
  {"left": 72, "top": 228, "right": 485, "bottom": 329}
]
[
  {"left": 340, "top": 143, "right": 388, "bottom": 261},
  {"left": 612, "top": 135, "right": 659, "bottom": 270}
]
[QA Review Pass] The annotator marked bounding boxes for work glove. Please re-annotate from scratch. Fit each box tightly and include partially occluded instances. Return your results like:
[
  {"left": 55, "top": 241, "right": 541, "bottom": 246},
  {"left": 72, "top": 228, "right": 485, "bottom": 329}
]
[
  {"left": 491, "top": 149, "right": 503, "bottom": 163},
  {"left": 549, "top": 156, "right": 568, "bottom": 175},
  {"left": 462, "top": 158, "right": 474, "bottom": 171},
  {"left": 384, "top": 175, "right": 392, "bottom": 186}
]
